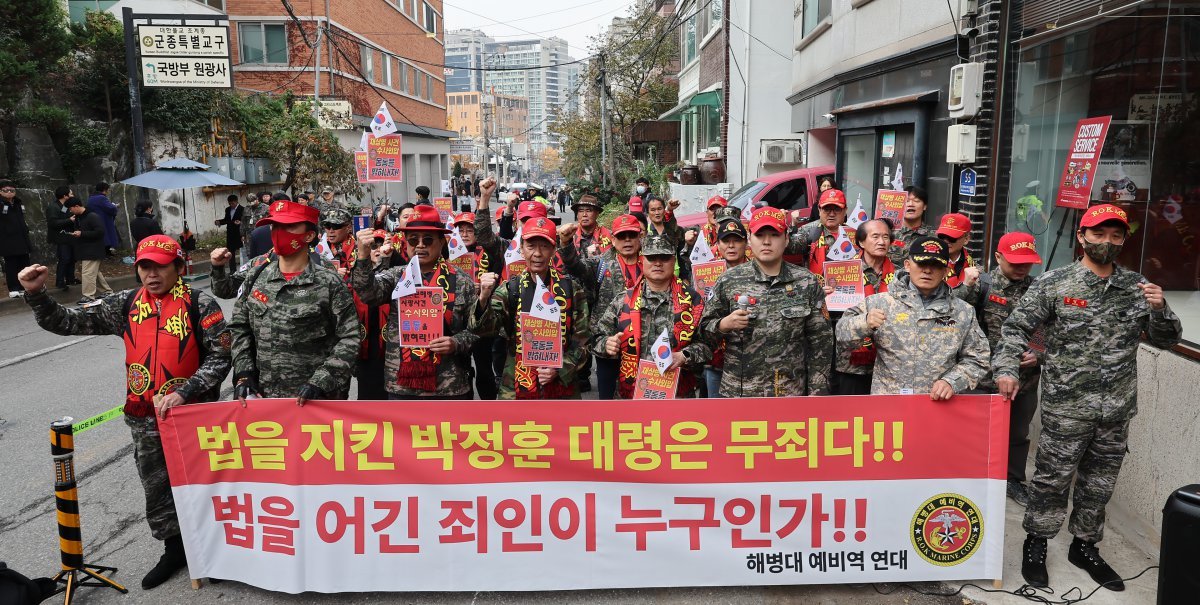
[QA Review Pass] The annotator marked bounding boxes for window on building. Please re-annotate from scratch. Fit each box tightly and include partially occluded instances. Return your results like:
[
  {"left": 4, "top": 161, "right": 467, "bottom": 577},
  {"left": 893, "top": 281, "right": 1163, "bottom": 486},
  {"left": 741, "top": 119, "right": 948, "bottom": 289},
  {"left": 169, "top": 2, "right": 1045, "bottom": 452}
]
[
  {"left": 423, "top": 2, "right": 438, "bottom": 34},
  {"left": 681, "top": 11, "right": 697, "bottom": 64},
  {"left": 238, "top": 22, "right": 287, "bottom": 64},
  {"left": 399, "top": 62, "right": 408, "bottom": 92},
  {"left": 801, "top": 0, "right": 831, "bottom": 38},
  {"left": 361, "top": 44, "right": 374, "bottom": 81},
  {"left": 426, "top": 74, "right": 434, "bottom": 100},
  {"left": 414, "top": 70, "right": 422, "bottom": 98},
  {"left": 384, "top": 58, "right": 393, "bottom": 88}
]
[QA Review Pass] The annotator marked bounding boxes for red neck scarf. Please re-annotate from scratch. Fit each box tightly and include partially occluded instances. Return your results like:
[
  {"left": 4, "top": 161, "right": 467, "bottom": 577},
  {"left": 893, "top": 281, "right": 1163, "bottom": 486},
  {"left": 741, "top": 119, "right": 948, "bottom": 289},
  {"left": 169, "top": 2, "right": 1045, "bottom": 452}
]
[
  {"left": 576, "top": 225, "right": 613, "bottom": 254},
  {"left": 122, "top": 279, "right": 201, "bottom": 416},
  {"left": 604, "top": 253, "right": 642, "bottom": 289},
  {"left": 615, "top": 278, "right": 700, "bottom": 398},
  {"left": 702, "top": 222, "right": 719, "bottom": 248},
  {"left": 863, "top": 256, "right": 897, "bottom": 295},
  {"left": 395, "top": 259, "right": 456, "bottom": 392},
  {"left": 513, "top": 269, "right": 575, "bottom": 399},
  {"left": 945, "top": 252, "right": 974, "bottom": 288}
]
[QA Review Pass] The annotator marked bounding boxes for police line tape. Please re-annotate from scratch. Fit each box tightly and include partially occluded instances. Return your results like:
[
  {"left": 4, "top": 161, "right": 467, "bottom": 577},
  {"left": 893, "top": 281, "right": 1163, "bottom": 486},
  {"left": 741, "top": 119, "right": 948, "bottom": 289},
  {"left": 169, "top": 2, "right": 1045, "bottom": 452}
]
[{"left": 70, "top": 405, "right": 125, "bottom": 434}]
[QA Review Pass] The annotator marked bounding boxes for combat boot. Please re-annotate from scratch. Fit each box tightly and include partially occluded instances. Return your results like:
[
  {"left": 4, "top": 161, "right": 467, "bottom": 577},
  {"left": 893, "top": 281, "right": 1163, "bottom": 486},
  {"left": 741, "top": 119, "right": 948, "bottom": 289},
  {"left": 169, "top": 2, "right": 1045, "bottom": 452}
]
[
  {"left": 1021, "top": 534, "right": 1049, "bottom": 588},
  {"left": 1068, "top": 537, "right": 1124, "bottom": 591},
  {"left": 142, "top": 534, "right": 187, "bottom": 589}
]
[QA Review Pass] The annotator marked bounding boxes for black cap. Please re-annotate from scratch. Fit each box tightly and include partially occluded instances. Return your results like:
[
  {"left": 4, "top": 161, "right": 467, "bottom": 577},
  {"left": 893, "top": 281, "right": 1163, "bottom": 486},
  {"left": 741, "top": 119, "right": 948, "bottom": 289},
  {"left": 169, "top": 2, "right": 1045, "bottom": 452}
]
[
  {"left": 908, "top": 236, "right": 950, "bottom": 266},
  {"left": 716, "top": 218, "right": 746, "bottom": 240}
]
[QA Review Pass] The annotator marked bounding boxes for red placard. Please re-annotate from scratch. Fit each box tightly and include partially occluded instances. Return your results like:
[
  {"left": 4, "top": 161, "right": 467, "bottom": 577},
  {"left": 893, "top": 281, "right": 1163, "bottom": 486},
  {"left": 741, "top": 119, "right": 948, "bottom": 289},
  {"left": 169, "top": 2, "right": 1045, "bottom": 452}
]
[
  {"left": 823, "top": 260, "right": 866, "bottom": 312},
  {"left": 1055, "top": 116, "right": 1111, "bottom": 209},
  {"left": 690, "top": 260, "right": 727, "bottom": 300},
  {"left": 354, "top": 151, "right": 371, "bottom": 183},
  {"left": 505, "top": 259, "right": 528, "bottom": 278},
  {"left": 449, "top": 254, "right": 477, "bottom": 284},
  {"left": 518, "top": 313, "right": 562, "bottom": 368},
  {"left": 367, "top": 134, "right": 403, "bottom": 182},
  {"left": 632, "top": 359, "right": 679, "bottom": 399},
  {"left": 874, "top": 190, "right": 907, "bottom": 223},
  {"left": 433, "top": 197, "right": 453, "bottom": 223},
  {"left": 397, "top": 287, "right": 444, "bottom": 348}
]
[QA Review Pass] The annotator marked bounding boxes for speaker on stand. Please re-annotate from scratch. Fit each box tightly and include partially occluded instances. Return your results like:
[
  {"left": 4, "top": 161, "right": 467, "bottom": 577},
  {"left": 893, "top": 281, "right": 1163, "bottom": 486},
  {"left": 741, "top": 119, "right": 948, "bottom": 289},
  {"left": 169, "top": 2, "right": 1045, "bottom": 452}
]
[{"left": 1158, "top": 484, "right": 1200, "bottom": 604}]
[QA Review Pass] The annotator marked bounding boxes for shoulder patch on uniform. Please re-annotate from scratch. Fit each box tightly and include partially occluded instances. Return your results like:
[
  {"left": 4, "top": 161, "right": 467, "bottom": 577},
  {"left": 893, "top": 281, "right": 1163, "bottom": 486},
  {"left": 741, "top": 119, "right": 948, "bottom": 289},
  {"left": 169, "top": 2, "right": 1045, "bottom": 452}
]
[
  {"left": 251, "top": 290, "right": 269, "bottom": 304},
  {"left": 1063, "top": 297, "right": 1088, "bottom": 308},
  {"left": 200, "top": 310, "right": 225, "bottom": 329}
]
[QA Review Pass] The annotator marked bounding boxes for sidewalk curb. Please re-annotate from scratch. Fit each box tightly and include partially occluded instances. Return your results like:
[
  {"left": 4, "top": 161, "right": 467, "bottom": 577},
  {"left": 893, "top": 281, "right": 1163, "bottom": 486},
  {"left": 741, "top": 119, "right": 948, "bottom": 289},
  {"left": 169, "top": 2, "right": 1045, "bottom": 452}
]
[{"left": 0, "top": 259, "right": 213, "bottom": 318}]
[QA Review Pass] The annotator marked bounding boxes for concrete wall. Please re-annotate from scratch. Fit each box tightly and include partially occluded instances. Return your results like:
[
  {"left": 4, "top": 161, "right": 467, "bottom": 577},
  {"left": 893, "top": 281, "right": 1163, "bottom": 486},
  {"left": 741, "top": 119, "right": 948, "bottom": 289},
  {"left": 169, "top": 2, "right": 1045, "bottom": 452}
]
[
  {"left": 725, "top": 0, "right": 796, "bottom": 185},
  {"left": 1106, "top": 344, "right": 1200, "bottom": 557}
]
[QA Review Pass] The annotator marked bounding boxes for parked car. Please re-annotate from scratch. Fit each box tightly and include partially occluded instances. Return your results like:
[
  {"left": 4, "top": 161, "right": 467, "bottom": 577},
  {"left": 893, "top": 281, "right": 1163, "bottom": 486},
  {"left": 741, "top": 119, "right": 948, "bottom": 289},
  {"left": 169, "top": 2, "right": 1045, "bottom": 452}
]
[{"left": 727, "top": 166, "right": 837, "bottom": 221}]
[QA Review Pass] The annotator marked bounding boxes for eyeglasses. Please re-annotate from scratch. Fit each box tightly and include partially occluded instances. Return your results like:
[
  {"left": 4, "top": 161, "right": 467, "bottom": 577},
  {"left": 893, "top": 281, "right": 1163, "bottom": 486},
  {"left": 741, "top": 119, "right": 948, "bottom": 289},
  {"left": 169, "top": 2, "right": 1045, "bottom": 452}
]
[
  {"left": 321, "top": 223, "right": 349, "bottom": 230},
  {"left": 405, "top": 234, "right": 439, "bottom": 247}
]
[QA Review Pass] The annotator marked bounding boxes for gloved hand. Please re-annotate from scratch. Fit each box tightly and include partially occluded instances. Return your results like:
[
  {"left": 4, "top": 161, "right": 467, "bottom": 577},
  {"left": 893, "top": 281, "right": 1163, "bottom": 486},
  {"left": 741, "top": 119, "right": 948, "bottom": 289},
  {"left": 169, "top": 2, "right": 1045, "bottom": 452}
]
[
  {"left": 233, "top": 372, "right": 260, "bottom": 407},
  {"left": 296, "top": 383, "right": 324, "bottom": 407}
]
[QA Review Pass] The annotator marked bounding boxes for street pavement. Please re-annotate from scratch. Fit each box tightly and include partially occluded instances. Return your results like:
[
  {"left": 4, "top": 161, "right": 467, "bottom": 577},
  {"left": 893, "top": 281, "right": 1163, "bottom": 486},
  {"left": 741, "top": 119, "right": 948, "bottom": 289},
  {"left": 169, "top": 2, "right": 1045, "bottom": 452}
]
[{"left": 0, "top": 273, "right": 1159, "bottom": 604}]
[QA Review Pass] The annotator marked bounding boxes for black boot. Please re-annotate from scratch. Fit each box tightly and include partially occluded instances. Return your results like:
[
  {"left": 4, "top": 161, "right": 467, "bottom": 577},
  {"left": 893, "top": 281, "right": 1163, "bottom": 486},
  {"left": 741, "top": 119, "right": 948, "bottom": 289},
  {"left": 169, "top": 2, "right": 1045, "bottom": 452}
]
[
  {"left": 142, "top": 534, "right": 187, "bottom": 589},
  {"left": 1068, "top": 537, "right": 1124, "bottom": 591},
  {"left": 1021, "top": 534, "right": 1049, "bottom": 588}
]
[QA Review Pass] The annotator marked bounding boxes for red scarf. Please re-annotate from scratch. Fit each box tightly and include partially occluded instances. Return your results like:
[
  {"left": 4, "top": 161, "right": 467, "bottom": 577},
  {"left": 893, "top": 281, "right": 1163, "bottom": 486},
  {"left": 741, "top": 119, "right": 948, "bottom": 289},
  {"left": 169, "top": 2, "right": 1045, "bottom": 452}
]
[
  {"left": 395, "top": 259, "right": 456, "bottom": 392},
  {"left": 701, "top": 222, "right": 719, "bottom": 248},
  {"left": 806, "top": 226, "right": 854, "bottom": 276},
  {"left": 513, "top": 269, "right": 575, "bottom": 399},
  {"left": 848, "top": 256, "right": 897, "bottom": 367},
  {"left": 575, "top": 225, "right": 613, "bottom": 255},
  {"left": 615, "top": 278, "right": 701, "bottom": 398},
  {"left": 603, "top": 253, "right": 642, "bottom": 289},
  {"left": 945, "top": 252, "right": 975, "bottom": 288},
  {"left": 122, "top": 279, "right": 202, "bottom": 417},
  {"left": 343, "top": 238, "right": 390, "bottom": 360}
]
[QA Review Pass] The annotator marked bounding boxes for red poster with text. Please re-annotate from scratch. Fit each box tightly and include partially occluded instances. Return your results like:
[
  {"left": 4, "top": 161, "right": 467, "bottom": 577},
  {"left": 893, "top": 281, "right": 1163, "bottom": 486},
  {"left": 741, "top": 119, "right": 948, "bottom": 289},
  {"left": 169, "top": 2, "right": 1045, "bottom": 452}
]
[
  {"left": 449, "top": 254, "right": 477, "bottom": 284},
  {"left": 367, "top": 134, "right": 403, "bottom": 182},
  {"left": 823, "top": 260, "right": 866, "bottom": 312},
  {"left": 633, "top": 360, "right": 679, "bottom": 399},
  {"left": 691, "top": 260, "right": 727, "bottom": 300},
  {"left": 433, "top": 197, "right": 453, "bottom": 223},
  {"left": 518, "top": 313, "right": 562, "bottom": 368},
  {"left": 354, "top": 151, "right": 371, "bottom": 183},
  {"left": 1056, "top": 116, "right": 1111, "bottom": 209},
  {"left": 397, "top": 287, "right": 444, "bottom": 348},
  {"left": 874, "top": 190, "right": 907, "bottom": 223}
]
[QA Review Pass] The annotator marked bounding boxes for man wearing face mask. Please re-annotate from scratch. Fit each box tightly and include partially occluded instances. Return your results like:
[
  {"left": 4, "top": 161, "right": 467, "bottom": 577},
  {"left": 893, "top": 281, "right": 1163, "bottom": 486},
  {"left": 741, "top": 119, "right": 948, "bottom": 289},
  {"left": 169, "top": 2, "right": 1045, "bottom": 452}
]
[
  {"left": 633, "top": 176, "right": 651, "bottom": 200},
  {"left": 228, "top": 201, "right": 360, "bottom": 404},
  {"left": 208, "top": 196, "right": 329, "bottom": 299},
  {"left": 994, "top": 204, "right": 1181, "bottom": 592}
]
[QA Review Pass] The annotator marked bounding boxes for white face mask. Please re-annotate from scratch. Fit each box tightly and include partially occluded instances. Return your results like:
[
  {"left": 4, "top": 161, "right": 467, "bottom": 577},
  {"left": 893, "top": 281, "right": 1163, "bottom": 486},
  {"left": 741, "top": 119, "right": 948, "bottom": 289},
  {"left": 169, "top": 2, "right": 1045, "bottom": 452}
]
[{"left": 636, "top": 186, "right": 647, "bottom": 195}]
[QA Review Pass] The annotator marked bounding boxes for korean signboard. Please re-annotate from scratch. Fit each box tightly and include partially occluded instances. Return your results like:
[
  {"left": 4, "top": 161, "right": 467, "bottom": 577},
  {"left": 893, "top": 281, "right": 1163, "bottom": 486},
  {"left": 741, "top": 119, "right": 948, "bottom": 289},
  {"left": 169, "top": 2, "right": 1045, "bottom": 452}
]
[{"left": 138, "top": 25, "right": 232, "bottom": 88}]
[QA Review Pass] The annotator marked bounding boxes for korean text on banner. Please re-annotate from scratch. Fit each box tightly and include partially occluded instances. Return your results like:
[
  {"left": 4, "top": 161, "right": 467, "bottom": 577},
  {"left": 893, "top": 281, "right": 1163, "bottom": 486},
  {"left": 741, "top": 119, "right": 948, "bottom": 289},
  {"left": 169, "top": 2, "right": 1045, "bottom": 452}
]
[
  {"left": 158, "top": 395, "right": 1009, "bottom": 594},
  {"left": 368, "top": 135, "right": 404, "bottom": 182},
  {"left": 823, "top": 260, "right": 866, "bottom": 312},
  {"left": 874, "top": 190, "right": 907, "bottom": 223},
  {"left": 1056, "top": 116, "right": 1112, "bottom": 210},
  {"left": 691, "top": 260, "right": 726, "bottom": 300},
  {"left": 354, "top": 151, "right": 371, "bottom": 183},
  {"left": 633, "top": 359, "right": 679, "bottom": 399},
  {"left": 433, "top": 198, "right": 454, "bottom": 223},
  {"left": 517, "top": 313, "right": 563, "bottom": 368},
  {"left": 397, "top": 287, "right": 444, "bottom": 347}
]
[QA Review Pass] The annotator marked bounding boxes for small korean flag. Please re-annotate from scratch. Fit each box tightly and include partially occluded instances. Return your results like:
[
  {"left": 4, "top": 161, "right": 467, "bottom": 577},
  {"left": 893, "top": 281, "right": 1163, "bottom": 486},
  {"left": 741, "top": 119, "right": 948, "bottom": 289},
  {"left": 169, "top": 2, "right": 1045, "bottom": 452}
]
[
  {"left": 825, "top": 228, "right": 858, "bottom": 261},
  {"left": 892, "top": 162, "right": 906, "bottom": 191},
  {"left": 448, "top": 226, "right": 469, "bottom": 260},
  {"left": 846, "top": 194, "right": 869, "bottom": 229},
  {"left": 371, "top": 102, "right": 398, "bottom": 137},
  {"left": 391, "top": 254, "right": 421, "bottom": 299},
  {"left": 689, "top": 234, "right": 715, "bottom": 264},
  {"left": 504, "top": 228, "right": 523, "bottom": 265},
  {"left": 652, "top": 328, "right": 673, "bottom": 375},
  {"left": 314, "top": 233, "right": 335, "bottom": 261},
  {"left": 529, "top": 274, "right": 561, "bottom": 321}
]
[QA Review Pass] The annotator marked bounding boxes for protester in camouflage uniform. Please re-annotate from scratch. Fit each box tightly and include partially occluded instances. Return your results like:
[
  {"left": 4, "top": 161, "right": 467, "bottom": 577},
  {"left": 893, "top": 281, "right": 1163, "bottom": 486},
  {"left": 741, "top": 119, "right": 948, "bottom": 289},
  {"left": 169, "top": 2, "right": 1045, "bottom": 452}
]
[
  {"left": 836, "top": 236, "right": 988, "bottom": 397},
  {"left": 229, "top": 201, "right": 360, "bottom": 403},
  {"left": 351, "top": 206, "right": 478, "bottom": 399},
  {"left": 888, "top": 185, "right": 935, "bottom": 265},
  {"left": 994, "top": 205, "right": 1182, "bottom": 592},
  {"left": 209, "top": 196, "right": 330, "bottom": 299},
  {"left": 832, "top": 218, "right": 897, "bottom": 395},
  {"left": 311, "top": 187, "right": 344, "bottom": 222},
  {"left": 795, "top": 189, "right": 851, "bottom": 276},
  {"left": 472, "top": 217, "right": 591, "bottom": 399},
  {"left": 700, "top": 207, "right": 832, "bottom": 397},
  {"left": 570, "top": 194, "right": 612, "bottom": 259},
  {"left": 951, "top": 231, "right": 1043, "bottom": 506},
  {"left": 700, "top": 218, "right": 751, "bottom": 396},
  {"left": 18, "top": 235, "right": 231, "bottom": 589},
  {"left": 592, "top": 234, "right": 711, "bottom": 398}
]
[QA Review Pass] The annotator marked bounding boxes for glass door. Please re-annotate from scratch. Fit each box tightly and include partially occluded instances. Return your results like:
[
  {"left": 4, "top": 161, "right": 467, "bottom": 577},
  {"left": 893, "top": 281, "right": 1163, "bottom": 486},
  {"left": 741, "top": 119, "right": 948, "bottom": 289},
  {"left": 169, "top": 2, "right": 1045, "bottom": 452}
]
[{"left": 840, "top": 130, "right": 878, "bottom": 215}]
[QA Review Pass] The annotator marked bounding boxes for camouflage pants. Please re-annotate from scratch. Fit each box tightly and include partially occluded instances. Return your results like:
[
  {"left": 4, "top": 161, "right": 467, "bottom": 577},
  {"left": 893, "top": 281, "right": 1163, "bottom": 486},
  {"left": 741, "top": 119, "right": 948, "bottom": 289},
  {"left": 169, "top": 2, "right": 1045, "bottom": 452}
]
[
  {"left": 125, "top": 415, "right": 181, "bottom": 541},
  {"left": 1023, "top": 412, "right": 1129, "bottom": 542}
]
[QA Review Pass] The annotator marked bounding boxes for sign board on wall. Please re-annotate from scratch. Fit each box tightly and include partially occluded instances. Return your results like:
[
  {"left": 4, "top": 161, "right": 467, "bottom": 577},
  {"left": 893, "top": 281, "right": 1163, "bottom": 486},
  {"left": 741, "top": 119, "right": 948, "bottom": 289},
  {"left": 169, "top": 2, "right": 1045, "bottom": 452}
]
[{"left": 137, "top": 24, "right": 232, "bottom": 88}]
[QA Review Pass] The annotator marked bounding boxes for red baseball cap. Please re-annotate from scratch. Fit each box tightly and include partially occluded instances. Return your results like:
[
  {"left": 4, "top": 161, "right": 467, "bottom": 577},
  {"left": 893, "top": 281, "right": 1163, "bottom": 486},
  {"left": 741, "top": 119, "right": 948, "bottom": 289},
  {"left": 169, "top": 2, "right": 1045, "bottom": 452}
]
[
  {"left": 135, "top": 235, "right": 184, "bottom": 266},
  {"left": 516, "top": 200, "right": 548, "bottom": 222},
  {"left": 937, "top": 213, "right": 972, "bottom": 239},
  {"left": 707, "top": 195, "right": 728, "bottom": 210},
  {"left": 521, "top": 217, "right": 556, "bottom": 244},
  {"left": 818, "top": 189, "right": 847, "bottom": 208},
  {"left": 371, "top": 229, "right": 389, "bottom": 241},
  {"left": 997, "top": 232, "right": 1042, "bottom": 264},
  {"left": 611, "top": 214, "right": 644, "bottom": 236},
  {"left": 256, "top": 200, "right": 320, "bottom": 228},
  {"left": 1079, "top": 203, "right": 1130, "bottom": 229},
  {"left": 628, "top": 196, "right": 644, "bottom": 213},
  {"left": 453, "top": 212, "right": 476, "bottom": 226},
  {"left": 403, "top": 205, "right": 450, "bottom": 233},
  {"left": 749, "top": 207, "right": 788, "bottom": 234}
]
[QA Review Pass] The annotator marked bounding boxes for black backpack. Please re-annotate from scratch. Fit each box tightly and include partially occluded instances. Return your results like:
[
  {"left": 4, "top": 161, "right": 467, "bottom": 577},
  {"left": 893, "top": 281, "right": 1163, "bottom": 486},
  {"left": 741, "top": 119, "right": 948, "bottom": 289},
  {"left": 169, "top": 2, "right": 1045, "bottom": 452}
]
[{"left": 0, "top": 562, "right": 55, "bottom": 604}]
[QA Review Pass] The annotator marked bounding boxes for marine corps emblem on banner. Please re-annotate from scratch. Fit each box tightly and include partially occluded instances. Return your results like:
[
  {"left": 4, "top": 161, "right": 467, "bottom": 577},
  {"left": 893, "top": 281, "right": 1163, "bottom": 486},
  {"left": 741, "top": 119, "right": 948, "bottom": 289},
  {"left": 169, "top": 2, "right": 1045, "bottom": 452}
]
[
  {"left": 127, "top": 363, "right": 150, "bottom": 395},
  {"left": 910, "top": 493, "right": 983, "bottom": 566}
]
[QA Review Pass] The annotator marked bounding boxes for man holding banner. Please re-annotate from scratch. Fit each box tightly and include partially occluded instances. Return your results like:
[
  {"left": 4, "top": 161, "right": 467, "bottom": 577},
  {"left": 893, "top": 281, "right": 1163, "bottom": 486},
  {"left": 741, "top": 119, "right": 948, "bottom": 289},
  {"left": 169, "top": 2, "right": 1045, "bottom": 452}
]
[
  {"left": 592, "top": 234, "right": 711, "bottom": 399},
  {"left": 473, "top": 217, "right": 591, "bottom": 399},
  {"left": 700, "top": 207, "right": 833, "bottom": 397},
  {"left": 18, "top": 235, "right": 232, "bottom": 589},
  {"left": 799, "top": 189, "right": 854, "bottom": 276},
  {"left": 699, "top": 218, "right": 751, "bottom": 396},
  {"left": 351, "top": 206, "right": 478, "bottom": 399}
]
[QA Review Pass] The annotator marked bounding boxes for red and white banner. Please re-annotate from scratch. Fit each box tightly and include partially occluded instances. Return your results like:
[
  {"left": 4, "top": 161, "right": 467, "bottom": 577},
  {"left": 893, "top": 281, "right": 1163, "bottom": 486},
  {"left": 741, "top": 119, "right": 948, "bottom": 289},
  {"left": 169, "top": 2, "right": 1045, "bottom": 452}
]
[{"left": 158, "top": 395, "right": 1008, "bottom": 593}]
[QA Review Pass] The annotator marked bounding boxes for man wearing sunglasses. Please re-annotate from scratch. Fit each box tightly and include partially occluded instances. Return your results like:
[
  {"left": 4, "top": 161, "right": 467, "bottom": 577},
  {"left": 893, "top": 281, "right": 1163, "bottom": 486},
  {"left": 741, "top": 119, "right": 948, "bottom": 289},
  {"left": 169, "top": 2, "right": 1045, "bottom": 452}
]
[
  {"left": 352, "top": 205, "right": 478, "bottom": 400},
  {"left": 936, "top": 213, "right": 979, "bottom": 289}
]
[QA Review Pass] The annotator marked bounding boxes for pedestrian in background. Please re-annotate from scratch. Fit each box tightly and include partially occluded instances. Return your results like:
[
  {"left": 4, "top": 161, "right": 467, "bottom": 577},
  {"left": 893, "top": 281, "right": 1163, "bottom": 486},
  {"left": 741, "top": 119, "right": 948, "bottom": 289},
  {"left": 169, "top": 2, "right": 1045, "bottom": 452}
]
[
  {"left": 87, "top": 182, "right": 120, "bottom": 255},
  {"left": 0, "top": 180, "right": 32, "bottom": 298},
  {"left": 70, "top": 197, "right": 112, "bottom": 304},
  {"left": 131, "top": 200, "right": 163, "bottom": 246},
  {"left": 46, "top": 186, "right": 79, "bottom": 291},
  {"left": 214, "top": 194, "right": 244, "bottom": 258}
]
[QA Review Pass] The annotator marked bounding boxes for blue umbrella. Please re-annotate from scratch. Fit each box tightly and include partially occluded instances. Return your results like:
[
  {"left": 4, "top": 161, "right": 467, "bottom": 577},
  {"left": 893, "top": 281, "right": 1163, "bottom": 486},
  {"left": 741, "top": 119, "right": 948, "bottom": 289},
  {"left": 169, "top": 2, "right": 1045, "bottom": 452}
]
[{"left": 120, "top": 160, "right": 245, "bottom": 265}]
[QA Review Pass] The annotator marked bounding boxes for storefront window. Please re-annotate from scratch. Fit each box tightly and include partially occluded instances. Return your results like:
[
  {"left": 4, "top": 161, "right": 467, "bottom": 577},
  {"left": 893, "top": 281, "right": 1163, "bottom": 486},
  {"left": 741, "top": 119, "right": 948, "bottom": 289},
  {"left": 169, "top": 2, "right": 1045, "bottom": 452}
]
[{"left": 1003, "top": 7, "right": 1200, "bottom": 344}]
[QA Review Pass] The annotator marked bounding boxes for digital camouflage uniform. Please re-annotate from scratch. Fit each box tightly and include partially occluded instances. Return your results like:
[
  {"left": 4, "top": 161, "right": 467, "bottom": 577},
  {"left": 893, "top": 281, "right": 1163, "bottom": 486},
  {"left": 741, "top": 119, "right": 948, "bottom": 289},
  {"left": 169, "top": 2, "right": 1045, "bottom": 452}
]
[
  {"left": 25, "top": 286, "right": 231, "bottom": 540},
  {"left": 229, "top": 259, "right": 361, "bottom": 398},
  {"left": 559, "top": 243, "right": 636, "bottom": 317},
  {"left": 700, "top": 260, "right": 833, "bottom": 397},
  {"left": 888, "top": 223, "right": 935, "bottom": 265},
  {"left": 993, "top": 261, "right": 1182, "bottom": 542},
  {"left": 350, "top": 259, "right": 479, "bottom": 398},
  {"left": 311, "top": 196, "right": 347, "bottom": 223},
  {"left": 836, "top": 274, "right": 990, "bottom": 395},
  {"left": 210, "top": 251, "right": 329, "bottom": 299},
  {"left": 241, "top": 200, "right": 268, "bottom": 240}
]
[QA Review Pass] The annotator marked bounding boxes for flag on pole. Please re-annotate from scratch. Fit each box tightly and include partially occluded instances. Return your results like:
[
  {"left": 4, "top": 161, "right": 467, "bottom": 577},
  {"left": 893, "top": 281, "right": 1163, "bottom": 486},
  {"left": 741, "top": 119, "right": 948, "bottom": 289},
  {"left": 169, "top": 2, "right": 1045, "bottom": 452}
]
[
  {"left": 504, "top": 228, "right": 523, "bottom": 265},
  {"left": 652, "top": 328, "right": 673, "bottom": 376},
  {"left": 846, "top": 194, "right": 869, "bottom": 228},
  {"left": 825, "top": 228, "right": 858, "bottom": 261},
  {"left": 529, "top": 274, "right": 561, "bottom": 321},
  {"left": 689, "top": 234, "right": 715, "bottom": 264},
  {"left": 892, "top": 163, "right": 906, "bottom": 191},
  {"left": 740, "top": 202, "right": 753, "bottom": 222},
  {"left": 371, "top": 102, "right": 398, "bottom": 137},
  {"left": 314, "top": 234, "right": 335, "bottom": 261},
  {"left": 391, "top": 254, "right": 421, "bottom": 299},
  {"left": 358, "top": 131, "right": 371, "bottom": 151},
  {"left": 448, "top": 226, "right": 469, "bottom": 260}
]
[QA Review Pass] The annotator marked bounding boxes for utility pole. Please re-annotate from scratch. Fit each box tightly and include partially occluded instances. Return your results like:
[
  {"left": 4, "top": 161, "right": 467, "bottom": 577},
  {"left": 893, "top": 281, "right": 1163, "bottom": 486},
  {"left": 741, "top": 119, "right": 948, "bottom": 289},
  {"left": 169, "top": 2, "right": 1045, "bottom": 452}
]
[
  {"left": 312, "top": 24, "right": 323, "bottom": 120},
  {"left": 596, "top": 54, "right": 609, "bottom": 188},
  {"left": 324, "top": 0, "right": 335, "bottom": 96}
]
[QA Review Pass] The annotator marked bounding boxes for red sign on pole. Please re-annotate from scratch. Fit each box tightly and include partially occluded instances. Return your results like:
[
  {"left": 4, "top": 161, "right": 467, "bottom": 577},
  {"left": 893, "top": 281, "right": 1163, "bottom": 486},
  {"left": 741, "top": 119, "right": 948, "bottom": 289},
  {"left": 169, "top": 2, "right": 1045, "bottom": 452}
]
[
  {"left": 874, "top": 190, "right": 907, "bottom": 223},
  {"left": 518, "top": 313, "right": 563, "bottom": 368},
  {"left": 1055, "top": 116, "right": 1111, "bottom": 209},
  {"left": 397, "top": 287, "right": 444, "bottom": 348},
  {"left": 368, "top": 134, "right": 404, "bottom": 182},
  {"left": 433, "top": 197, "right": 453, "bottom": 223},
  {"left": 354, "top": 151, "right": 370, "bottom": 183},
  {"left": 690, "top": 260, "right": 727, "bottom": 300}
]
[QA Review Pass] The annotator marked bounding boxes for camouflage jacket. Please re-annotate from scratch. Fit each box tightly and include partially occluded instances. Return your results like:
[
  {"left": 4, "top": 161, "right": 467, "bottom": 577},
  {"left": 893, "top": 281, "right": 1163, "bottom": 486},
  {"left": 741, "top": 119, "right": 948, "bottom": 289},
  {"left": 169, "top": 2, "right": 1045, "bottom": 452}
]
[
  {"left": 837, "top": 275, "right": 990, "bottom": 395},
  {"left": 700, "top": 260, "right": 833, "bottom": 397},
  {"left": 952, "top": 266, "right": 1039, "bottom": 391},
  {"left": 559, "top": 244, "right": 638, "bottom": 317},
  {"left": 25, "top": 287, "right": 231, "bottom": 402},
  {"left": 992, "top": 262, "right": 1182, "bottom": 422},
  {"left": 229, "top": 259, "right": 361, "bottom": 398},
  {"left": 470, "top": 272, "right": 591, "bottom": 399},
  {"left": 241, "top": 201, "right": 268, "bottom": 239},
  {"left": 351, "top": 259, "right": 479, "bottom": 397},
  {"left": 210, "top": 251, "right": 329, "bottom": 299},
  {"left": 887, "top": 223, "right": 935, "bottom": 265},
  {"left": 311, "top": 198, "right": 346, "bottom": 223}
]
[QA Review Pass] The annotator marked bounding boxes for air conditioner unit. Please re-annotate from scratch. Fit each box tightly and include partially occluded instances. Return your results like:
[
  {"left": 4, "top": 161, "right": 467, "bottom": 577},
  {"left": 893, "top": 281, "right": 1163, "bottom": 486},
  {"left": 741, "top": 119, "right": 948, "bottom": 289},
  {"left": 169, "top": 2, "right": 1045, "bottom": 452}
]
[{"left": 760, "top": 139, "right": 801, "bottom": 165}]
